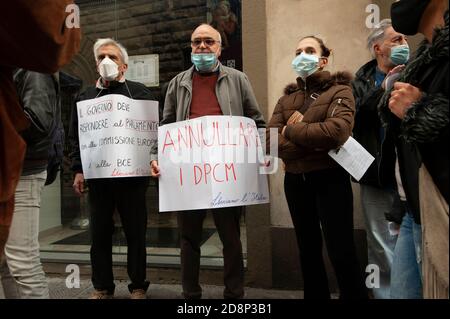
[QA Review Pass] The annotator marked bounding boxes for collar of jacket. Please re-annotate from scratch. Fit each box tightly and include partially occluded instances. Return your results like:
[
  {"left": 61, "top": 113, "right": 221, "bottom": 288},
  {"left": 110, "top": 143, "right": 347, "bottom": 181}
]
[
  {"left": 427, "top": 9, "right": 449, "bottom": 60},
  {"left": 96, "top": 76, "right": 126, "bottom": 90},
  {"left": 178, "top": 63, "right": 230, "bottom": 120},
  {"left": 284, "top": 70, "right": 353, "bottom": 95},
  {"left": 355, "top": 59, "right": 378, "bottom": 82},
  {"left": 296, "top": 70, "right": 332, "bottom": 93},
  {"left": 180, "top": 63, "right": 229, "bottom": 91}
]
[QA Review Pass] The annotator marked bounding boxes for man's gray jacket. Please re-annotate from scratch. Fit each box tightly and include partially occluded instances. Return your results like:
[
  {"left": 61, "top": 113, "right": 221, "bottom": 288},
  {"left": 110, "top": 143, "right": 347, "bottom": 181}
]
[{"left": 150, "top": 63, "right": 266, "bottom": 162}]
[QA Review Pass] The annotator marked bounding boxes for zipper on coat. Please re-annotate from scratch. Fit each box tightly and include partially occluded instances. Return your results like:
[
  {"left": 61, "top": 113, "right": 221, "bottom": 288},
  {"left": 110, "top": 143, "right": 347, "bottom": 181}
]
[
  {"left": 185, "top": 87, "right": 192, "bottom": 120},
  {"left": 377, "top": 125, "right": 387, "bottom": 188},
  {"left": 215, "top": 72, "right": 232, "bottom": 116},
  {"left": 330, "top": 98, "right": 342, "bottom": 117}
]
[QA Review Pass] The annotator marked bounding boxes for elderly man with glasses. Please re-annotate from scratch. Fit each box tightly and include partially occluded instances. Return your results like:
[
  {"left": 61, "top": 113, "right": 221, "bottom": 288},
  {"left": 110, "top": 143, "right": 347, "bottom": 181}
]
[{"left": 150, "top": 24, "right": 265, "bottom": 299}]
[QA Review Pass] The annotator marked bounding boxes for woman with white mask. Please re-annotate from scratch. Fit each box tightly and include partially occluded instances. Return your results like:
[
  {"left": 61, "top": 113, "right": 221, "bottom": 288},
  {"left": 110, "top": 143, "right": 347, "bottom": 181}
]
[{"left": 267, "top": 36, "right": 368, "bottom": 299}]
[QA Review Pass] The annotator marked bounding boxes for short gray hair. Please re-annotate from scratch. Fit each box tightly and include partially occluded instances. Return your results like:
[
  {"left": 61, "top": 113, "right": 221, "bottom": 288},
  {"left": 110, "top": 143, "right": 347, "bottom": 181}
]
[
  {"left": 367, "top": 19, "right": 392, "bottom": 58},
  {"left": 93, "top": 38, "right": 129, "bottom": 64}
]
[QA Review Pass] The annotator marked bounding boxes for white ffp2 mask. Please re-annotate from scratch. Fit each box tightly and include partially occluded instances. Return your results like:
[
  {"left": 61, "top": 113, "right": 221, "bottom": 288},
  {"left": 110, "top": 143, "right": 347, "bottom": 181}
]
[{"left": 98, "top": 57, "right": 119, "bottom": 81}]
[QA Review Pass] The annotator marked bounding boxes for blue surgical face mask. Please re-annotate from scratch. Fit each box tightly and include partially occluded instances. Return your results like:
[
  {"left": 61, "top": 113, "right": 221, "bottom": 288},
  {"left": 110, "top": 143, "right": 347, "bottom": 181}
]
[
  {"left": 390, "top": 44, "right": 410, "bottom": 65},
  {"left": 291, "top": 52, "right": 320, "bottom": 79},
  {"left": 191, "top": 53, "right": 217, "bottom": 72}
]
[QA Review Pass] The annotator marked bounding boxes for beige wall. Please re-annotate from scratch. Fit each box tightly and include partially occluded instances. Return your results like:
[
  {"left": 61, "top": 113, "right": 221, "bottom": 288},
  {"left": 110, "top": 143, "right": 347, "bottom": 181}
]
[
  {"left": 242, "top": 0, "right": 273, "bottom": 287},
  {"left": 258, "top": 0, "right": 423, "bottom": 228}
]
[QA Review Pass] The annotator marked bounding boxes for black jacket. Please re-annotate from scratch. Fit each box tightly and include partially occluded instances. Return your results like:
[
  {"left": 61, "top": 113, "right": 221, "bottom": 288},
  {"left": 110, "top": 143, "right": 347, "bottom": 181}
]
[
  {"left": 352, "top": 60, "right": 396, "bottom": 188},
  {"left": 69, "top": 79, "right": 154, "bottom": 174},
  {"left": 13, "top": 69, "right": 59, "bottom": 175},
  {"left": 379, "top": 11, "right": 449, "bottom": 223}
]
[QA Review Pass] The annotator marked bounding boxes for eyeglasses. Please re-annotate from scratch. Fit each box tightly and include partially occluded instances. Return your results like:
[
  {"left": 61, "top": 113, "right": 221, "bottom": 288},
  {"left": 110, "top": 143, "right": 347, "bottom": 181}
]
[{"left": 191, "top": 38, "right": 220, "bottom": 47}]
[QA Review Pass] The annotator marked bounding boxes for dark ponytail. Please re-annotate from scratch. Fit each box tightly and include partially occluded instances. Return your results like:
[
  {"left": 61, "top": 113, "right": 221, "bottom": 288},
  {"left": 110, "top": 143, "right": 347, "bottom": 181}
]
[{"left": 300, "top": 35, "right": 331, "bottom": 57}]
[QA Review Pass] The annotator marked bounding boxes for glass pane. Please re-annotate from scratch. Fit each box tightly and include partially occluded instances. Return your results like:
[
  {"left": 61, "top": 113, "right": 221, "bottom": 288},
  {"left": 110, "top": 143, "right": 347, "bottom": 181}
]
[{"left": 39, "top": 0, "right": 246, "bottom": 269}]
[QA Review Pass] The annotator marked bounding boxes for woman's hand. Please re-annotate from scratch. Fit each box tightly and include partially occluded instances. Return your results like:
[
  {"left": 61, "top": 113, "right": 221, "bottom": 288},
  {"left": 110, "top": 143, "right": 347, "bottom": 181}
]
[
  {"left": 287, "top": 111, "right": 304, "bottom": 125},
  {"left": 282, "top": 111, "right": 304, "bottom": 137}
]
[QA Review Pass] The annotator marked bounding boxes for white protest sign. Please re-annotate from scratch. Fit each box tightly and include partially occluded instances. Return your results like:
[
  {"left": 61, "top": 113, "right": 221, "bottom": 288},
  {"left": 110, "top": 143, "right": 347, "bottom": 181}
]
[
  {"left": 158, "top": 116, "right": 270, "bottom": 212},
  {"left": 77, "top": 94, "right": 158, "bottom": 179}
]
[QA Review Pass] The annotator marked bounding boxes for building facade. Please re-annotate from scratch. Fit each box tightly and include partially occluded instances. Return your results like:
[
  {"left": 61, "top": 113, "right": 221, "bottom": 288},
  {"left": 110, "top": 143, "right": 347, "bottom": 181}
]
[{"left": 39, "top": 0, "right": 422, "bottom": 289}]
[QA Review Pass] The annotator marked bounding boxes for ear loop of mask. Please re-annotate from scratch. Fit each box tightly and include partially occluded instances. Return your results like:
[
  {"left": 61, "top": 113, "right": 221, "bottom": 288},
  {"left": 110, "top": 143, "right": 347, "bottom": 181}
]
[
  {"left": 95, "top": 58, "right": 108, "bottom": 98},
  {"left": 95, "top": 88, "right": 104, "bottom": 98}
]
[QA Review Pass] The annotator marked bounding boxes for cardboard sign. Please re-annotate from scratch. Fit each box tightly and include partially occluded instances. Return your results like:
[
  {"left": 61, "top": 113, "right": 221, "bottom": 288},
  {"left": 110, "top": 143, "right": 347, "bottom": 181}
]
[
  {"left": 77, "top": 94, "right": 158, "bottom": 179},
  {"left": 158, "top": 116, "right": 269, "bottom": 212}
]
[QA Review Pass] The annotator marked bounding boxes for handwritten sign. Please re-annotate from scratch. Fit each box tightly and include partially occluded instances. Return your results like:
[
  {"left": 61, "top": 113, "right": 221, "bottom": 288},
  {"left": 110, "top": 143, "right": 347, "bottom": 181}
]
[
  {"left": 328, "top": 136, "right": 375, "bottom": 181},
  {"left": 158, "top": 116, "right": 270, "bottom": 212},
  {"left": 77, "top": 94, "right": 159, "bottom": 179}
]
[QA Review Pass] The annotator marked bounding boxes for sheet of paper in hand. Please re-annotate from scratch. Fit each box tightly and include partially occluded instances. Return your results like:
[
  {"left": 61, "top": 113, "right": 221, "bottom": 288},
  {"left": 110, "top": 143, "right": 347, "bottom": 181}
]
[
  {"left": 158, "top": 116, "right": 270, "bottom": 212},
  {"left": 328, "top": 136, "right": 375, "bottom": 181},
  {"left": 77, "top": 94, "right": 159, "bottom": 179},
  {"left": 385, "top": 72, "right": 402, "bottom": 91}
]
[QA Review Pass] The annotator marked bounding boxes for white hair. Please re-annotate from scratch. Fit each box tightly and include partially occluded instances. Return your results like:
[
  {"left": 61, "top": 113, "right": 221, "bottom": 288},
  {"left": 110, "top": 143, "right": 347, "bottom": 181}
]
[
  {"left": 367, "top": 19, "right": 392, "bottom": 58},
  {"left": 93, "top": 38, "right": 129, "bottom": 64}
]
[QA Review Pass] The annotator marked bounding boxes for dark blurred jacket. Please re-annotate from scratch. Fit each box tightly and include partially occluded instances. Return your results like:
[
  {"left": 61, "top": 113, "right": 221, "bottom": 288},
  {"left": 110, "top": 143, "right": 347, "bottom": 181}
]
[
  {"left": 13, "top": 69, "right": 60, "bottom": 176},
  {"left": 379, "top": 11, "right": 449, "bottom": 223},
  {"left": 352, "top": 60, "right": 396, "bottom": 188}
]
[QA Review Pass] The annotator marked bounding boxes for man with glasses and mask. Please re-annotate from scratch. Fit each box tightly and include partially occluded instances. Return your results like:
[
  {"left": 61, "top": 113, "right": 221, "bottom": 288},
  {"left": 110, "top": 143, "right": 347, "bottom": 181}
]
[
  {"left": 150, "top": 24, "right": 265, "bottom": 299},
  {"left": 69, "top": 38, "right": 153, "bottom": 299}
]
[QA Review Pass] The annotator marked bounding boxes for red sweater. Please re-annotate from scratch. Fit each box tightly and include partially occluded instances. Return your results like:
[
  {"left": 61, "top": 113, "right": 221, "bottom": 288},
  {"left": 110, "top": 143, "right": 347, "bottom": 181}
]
[{"left": 189, "top": 71, "right": 223, "bottom": 119}]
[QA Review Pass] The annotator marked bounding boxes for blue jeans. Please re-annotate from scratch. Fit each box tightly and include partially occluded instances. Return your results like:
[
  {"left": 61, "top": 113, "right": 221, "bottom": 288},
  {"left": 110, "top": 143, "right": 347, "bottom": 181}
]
[
  {"left": 360, "top": 185, "right": 399, "bottom": 299},
  {"left": 390, "top": 211, "right": 423, "bottom": 299}
]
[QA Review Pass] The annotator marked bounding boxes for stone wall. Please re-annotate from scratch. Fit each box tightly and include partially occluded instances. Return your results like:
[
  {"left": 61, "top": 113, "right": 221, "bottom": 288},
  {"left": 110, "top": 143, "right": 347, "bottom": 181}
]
[
  {"left": 67, "top": 0, "right": 208, "bottom": 100},
  {"left": 58, "top": 0, "right": 209, "bottom": 224}
]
